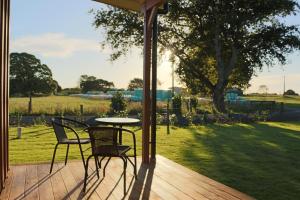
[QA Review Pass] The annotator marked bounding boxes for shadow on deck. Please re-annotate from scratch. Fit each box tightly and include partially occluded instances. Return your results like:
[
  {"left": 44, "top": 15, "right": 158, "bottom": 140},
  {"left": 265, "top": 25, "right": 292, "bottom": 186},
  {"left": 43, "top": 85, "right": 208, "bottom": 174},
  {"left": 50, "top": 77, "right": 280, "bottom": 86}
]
[{"left": 0, "top": 155, "right": 254, "bottom": 200}]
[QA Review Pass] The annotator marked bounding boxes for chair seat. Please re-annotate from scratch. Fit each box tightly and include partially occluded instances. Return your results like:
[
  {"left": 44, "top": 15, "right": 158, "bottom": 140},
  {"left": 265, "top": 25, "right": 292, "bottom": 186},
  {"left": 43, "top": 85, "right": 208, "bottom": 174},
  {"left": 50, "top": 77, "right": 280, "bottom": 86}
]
[
  {"left": 94, "top": 145, "right": 131, "bottom": 156},
  {"left": 60, "top": 138, "right": 91, "bottom": 144}
]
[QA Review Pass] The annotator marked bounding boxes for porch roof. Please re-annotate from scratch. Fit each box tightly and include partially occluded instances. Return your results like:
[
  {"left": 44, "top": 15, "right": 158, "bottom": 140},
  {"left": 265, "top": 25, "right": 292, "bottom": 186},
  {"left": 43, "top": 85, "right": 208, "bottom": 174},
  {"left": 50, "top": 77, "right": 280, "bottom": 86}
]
[{"left": 93, "top": 0, "right": 165, "bottom": 12}]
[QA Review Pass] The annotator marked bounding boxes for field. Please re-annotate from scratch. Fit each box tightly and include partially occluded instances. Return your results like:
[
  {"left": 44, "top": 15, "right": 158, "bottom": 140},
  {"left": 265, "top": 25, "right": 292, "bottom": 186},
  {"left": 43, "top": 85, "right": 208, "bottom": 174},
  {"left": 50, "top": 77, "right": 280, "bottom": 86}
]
[
  {"left": 9, "top": 96, "right": 110, "bottom": 115},
  {"left": 9, "top": 95, "right": 300, "bottom": 118},
  {"left": 9, "top": 122, "right": 300, "bottom": 200}
]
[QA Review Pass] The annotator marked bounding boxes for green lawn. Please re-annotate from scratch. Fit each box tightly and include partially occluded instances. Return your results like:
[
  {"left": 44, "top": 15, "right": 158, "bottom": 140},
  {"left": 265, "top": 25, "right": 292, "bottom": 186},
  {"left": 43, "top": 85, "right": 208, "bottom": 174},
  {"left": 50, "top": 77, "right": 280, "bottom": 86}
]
[
  {"left": 245, "top": 95, "right": 300, "bottom": 109},
  {"left": 9, "top": 122, "right": 300, "bottom": 200}
]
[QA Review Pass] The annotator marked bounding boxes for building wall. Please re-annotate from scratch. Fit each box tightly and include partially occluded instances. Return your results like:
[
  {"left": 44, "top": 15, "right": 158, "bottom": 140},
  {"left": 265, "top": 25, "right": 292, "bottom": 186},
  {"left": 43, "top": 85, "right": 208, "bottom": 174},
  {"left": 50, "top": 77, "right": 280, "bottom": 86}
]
[{"left": 0, "top": 0, "right": 10, "bottom": 192}]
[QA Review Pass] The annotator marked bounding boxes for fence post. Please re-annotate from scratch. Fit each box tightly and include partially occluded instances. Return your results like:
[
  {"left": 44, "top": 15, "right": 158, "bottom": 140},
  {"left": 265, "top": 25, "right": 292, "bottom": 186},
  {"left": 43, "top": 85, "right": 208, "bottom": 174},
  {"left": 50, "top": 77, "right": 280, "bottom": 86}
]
[
  {"left": 80, "top": 105, "right": 84, "bottom": 115},
  {"left": 80, "top": 104, "right": 84, "bottom": 122}
]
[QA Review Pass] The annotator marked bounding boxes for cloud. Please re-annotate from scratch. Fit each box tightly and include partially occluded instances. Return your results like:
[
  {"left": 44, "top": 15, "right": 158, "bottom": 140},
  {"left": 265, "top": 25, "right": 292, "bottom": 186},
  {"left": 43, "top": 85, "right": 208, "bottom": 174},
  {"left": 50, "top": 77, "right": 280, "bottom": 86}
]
[{"left": 11, "top": 33, "right": 108, "bottom": 58}]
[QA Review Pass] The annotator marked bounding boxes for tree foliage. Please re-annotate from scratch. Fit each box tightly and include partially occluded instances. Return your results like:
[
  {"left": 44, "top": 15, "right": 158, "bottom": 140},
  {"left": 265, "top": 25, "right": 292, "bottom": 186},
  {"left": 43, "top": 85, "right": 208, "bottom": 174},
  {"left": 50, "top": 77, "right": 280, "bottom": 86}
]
[
  {"left": 92, "top": 0, "right": 300, "bottom": 112},
  {"left": 284, "top": 89, "right": 299, "bottom": 96},
  {"left": 128, "top": 78, "right": 143, "bottom": 90},
  {"left": 79, "top": 75, "right": 114, "bottom": 93},
  {"left": 10, "top": 52, "right": 59, "bottom": 96}
]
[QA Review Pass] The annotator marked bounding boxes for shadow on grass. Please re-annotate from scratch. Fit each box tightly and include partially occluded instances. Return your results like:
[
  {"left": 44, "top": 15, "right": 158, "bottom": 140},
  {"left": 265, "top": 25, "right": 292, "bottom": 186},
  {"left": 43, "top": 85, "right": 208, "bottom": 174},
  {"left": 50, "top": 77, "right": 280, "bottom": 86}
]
[
  {"left": 9, "top": 127, "right": 53, "bottom": 141},
  {"left": 180, "top": 123, "right": 300, "bottom": 200}
]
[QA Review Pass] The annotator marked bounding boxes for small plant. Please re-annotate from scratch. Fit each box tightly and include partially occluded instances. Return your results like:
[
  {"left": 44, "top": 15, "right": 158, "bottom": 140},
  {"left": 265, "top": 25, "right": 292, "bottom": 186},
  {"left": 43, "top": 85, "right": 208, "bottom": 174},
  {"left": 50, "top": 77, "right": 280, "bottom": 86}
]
[
  {"left": 169, "top": 114, "right": 178, "bottom": 125},
  {"left": 33, "top": 114, "right": 47, "bottom": 125},
  {"left": 110, "top": 92, "right": 126, "bottom": 113},
  {"left": 156, "top": 113, "right": 164, "bottom": 125},
  {"left": 115, "top": 110, "right": 128, "bottom": 117},
  {"left": 16, "top": 112, "right": 22, "bottom": 127}
]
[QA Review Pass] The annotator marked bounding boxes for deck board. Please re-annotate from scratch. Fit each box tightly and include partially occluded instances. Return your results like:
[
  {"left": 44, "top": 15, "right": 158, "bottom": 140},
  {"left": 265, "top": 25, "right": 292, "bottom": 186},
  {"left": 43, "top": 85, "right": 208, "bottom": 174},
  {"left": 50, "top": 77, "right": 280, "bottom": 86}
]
[
  {"left": 0, "top": 155, "right": 254, "bottom": 200},
  {"left": 24, "top": 165, "right": 39, "bottom": 200}
]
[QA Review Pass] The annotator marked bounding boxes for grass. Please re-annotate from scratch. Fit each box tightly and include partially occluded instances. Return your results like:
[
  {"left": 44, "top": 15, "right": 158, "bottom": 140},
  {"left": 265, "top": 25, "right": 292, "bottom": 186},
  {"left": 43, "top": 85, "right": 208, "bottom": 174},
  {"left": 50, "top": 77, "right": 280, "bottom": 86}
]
[
  {"left": 9, "top": 122, "right": 300, "bottom": 200},
  {"left": 9, "top": 96, "right": 166, "bottom": 116},
  {"left": 9, "top": 96, "right": 111, "bottom": 115},
  {"left": 245, "top": 95, "right": 300, "bottom": 109}
]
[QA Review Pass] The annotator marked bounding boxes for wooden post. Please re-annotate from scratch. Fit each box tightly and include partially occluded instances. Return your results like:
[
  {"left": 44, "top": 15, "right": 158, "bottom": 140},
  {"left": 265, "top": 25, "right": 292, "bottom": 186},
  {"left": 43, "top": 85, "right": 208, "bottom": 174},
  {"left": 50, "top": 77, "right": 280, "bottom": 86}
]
[
  {"left": 151, "top": 14, "right": 158, "bottom": 160},
  {"left": 167, "top": 99, "right": 170, "bottom": 134},
  {"left": 0, "top": 0, "right": 10, "bottom": 191},
  {"left": 142, "top": 8, "right": 153, "bottom": 164}
]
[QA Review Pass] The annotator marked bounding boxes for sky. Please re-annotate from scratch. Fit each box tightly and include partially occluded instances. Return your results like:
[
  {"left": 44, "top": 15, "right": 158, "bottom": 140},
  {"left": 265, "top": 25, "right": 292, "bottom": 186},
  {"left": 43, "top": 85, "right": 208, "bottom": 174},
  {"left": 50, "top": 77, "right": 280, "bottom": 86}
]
[{"left": 11, "top": 0, "right": 300, "bottom": 94}]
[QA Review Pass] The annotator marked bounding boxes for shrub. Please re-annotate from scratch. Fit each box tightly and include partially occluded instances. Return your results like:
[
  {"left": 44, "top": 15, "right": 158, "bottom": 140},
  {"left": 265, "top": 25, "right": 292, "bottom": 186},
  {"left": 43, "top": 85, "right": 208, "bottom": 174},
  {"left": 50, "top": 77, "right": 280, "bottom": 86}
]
[
  {"left": 172, "top": 95, "right": 182, "bottom": 117},
  {"left": 110, "top": 92, "right": 126, "bottom": 113}
]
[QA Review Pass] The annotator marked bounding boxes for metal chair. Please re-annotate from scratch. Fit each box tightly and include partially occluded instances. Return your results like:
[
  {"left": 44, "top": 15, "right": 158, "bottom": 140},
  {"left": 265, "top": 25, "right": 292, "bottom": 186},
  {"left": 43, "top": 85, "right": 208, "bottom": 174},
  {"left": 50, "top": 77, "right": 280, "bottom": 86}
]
[
  {"left": 50, "top": 117, "right": 90, "bottom": 173},
  {"left": 83, "top": 126, "right": 137, "bottom": 195}
]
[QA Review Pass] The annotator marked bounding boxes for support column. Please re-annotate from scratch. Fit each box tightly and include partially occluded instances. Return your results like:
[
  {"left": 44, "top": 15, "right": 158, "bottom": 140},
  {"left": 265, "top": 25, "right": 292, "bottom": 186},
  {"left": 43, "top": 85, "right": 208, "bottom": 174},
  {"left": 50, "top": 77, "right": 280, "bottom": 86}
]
[
  {"left": 0, "top": 0, "right": 10, "bottom": 191},
  {"left": 151, "top": 14, "right": 158, "bottom": 160},
  {"left": 142, "top": 9, "right": 153, "bottom": 164}
]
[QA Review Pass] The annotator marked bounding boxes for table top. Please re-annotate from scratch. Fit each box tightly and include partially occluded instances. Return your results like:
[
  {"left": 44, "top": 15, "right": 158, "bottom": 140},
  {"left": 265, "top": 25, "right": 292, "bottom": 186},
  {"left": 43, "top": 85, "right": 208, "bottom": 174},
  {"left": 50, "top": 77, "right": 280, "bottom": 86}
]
[{"left": 95, "top": 117, "right": 140, "bottom": 126}]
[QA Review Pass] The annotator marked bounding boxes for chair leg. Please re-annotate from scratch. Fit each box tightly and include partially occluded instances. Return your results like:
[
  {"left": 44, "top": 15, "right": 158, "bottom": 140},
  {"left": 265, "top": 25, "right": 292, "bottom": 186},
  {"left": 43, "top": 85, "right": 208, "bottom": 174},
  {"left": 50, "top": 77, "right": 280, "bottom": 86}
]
[
  {"left": 99, "top": 156, "right": 106, "bottom": 169},
  {"left": 103, "top": 157, "right": 111, "bottom": 177},
  {"left": 83, "top": 155, "right": 92, "bottom": 193},
  {"left": 133, "top": 144, "right": 137, "bottom": 179},
  {"left": 126, "top": 156, "right": 137, "bottom": 179},
  {"left": 78, "top": 143, "right": 85, "bottom": 167},
  {"left": 121, "top": 156, "right": 127, "bottom": 196},
  {"left": 94, "top": 156, "right": 99, "bottom": 179},
  {"left": 133, "top": 155, "right": 137, "bottom": 179},
  {"left": 50, "top": 143, "right": 59, "bottom": 174},
  {"left": 65, "top": 144, "right": 70, "bottom": 165}
]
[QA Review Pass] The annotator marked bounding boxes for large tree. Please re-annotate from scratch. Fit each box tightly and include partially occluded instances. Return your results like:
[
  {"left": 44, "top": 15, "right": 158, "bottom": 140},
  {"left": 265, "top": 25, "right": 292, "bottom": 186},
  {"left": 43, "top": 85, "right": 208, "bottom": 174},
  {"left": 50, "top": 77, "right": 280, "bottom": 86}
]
[
  {"left": 128, "top": 78, "right": 143, "bottom": 90},
  {"left": 92, "top": 0, "right": 300, "bottom": 113},
  {"left": 10, "top": 52, "right": 59, "bottom": 113},
  {"left": 80, "top": 75, "right": 114, "bottom": 93}
]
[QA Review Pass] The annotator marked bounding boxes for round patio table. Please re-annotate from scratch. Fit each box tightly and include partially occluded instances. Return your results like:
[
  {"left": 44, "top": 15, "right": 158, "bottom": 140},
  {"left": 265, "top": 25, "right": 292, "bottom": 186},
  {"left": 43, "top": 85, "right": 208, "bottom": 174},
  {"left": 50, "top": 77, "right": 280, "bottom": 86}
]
[{"left": 95, "top": 117, "right": 140, "bottom": 144}]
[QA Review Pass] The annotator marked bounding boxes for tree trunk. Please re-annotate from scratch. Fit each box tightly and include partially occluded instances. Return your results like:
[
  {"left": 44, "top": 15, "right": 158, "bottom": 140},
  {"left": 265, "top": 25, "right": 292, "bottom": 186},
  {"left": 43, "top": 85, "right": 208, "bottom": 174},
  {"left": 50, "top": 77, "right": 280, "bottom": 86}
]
[
  {"left": 212, "top": 88, "right": 226, "bottom": 113},
  {"left": 28, "top": 95, "right": 32, "bottom": 114}
]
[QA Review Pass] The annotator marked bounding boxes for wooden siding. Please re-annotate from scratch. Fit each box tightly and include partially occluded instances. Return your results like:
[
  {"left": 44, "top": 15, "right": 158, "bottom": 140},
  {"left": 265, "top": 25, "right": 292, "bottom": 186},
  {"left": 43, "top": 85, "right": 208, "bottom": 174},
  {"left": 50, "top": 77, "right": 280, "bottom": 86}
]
[
  {"left": 0, "top": 155, "right": 254, "bottom": 200},
  {"left": 0, "top": 0, "right": 10, "bottom": 192}
]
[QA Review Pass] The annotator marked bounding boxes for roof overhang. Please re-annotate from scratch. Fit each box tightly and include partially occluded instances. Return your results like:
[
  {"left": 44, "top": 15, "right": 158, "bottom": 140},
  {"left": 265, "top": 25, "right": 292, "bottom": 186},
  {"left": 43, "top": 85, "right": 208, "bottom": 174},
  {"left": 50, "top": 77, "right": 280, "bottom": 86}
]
[{"left": 93, "top": 0, "right": 165, "bottom": 12}]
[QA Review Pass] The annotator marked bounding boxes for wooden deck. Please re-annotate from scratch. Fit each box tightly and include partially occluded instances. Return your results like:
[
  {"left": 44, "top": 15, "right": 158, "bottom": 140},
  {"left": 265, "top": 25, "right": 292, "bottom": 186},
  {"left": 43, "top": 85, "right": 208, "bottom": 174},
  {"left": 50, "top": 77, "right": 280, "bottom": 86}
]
[{"left": 0, "top": 155, "right": 254, "bottom": 200}]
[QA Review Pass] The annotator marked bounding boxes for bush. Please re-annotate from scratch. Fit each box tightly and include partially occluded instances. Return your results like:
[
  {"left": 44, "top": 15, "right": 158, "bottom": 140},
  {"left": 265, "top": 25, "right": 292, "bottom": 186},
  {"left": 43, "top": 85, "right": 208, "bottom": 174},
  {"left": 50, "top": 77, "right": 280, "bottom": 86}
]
[
  {"left": 192, "top": 114, "right": 204, "bottom": 125},
  {"left": 172, "top": 95, "right": 182, "bottom": 116},
  {"left": 169, "top": 113, "right": 191, "bottom": 126},
  {"left": 110, "top": 92, "right": 126, "bottom": 113}
]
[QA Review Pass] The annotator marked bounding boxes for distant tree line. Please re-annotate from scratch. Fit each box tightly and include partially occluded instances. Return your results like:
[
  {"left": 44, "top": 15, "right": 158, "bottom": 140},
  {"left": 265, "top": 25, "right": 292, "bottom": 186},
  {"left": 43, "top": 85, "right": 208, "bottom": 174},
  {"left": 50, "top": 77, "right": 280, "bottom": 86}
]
[
  {"left": 79, "top": 75, "right": 114, "bottom": 93},
  {"left": 10, "top": 52, "right": 144, "bottom": 98}
]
